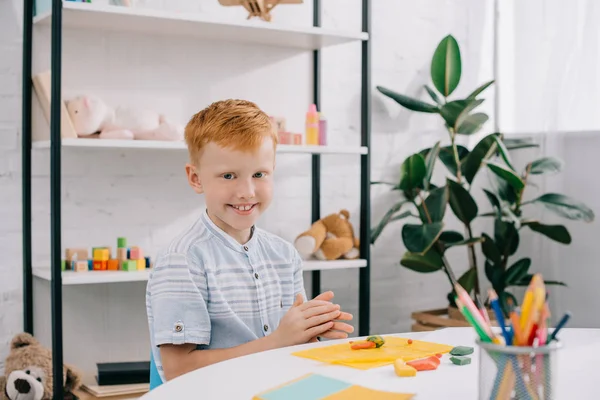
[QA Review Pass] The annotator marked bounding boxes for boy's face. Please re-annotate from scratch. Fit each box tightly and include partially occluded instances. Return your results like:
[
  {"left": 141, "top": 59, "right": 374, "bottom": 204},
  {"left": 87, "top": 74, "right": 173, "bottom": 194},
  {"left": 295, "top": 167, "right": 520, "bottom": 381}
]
[{"left": 186, "top": 136, "right": 275, "bottom": 242}]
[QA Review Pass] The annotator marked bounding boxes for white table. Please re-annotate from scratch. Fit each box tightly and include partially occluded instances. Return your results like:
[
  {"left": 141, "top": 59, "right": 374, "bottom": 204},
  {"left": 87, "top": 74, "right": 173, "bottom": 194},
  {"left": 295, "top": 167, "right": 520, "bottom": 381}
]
[{"left": 141, "top": 327, "right": 599, "bottom": 399}]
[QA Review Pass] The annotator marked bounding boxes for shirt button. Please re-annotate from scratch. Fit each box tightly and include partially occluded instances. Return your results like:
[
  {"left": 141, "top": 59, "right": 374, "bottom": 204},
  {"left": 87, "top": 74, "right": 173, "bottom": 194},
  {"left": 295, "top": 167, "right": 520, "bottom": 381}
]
[
  {"left": 243, "top": 246, "right": 249, "bottom": 251},
  {"left": 264, "top": 324, "right": 269, "bottom": 332},
  {"left": 254, "top": 272, "right": 259, "bottom": 279}
]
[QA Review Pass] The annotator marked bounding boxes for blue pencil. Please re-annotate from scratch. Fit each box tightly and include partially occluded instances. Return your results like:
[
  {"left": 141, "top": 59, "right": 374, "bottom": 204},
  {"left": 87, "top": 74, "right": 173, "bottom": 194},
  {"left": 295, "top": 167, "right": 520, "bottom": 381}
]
[
  {"left": 548, "top": 311, "right": 571, "bottom": 342},
  {"left": 488, "top": 289, "right": 511, "bottom": 345}
]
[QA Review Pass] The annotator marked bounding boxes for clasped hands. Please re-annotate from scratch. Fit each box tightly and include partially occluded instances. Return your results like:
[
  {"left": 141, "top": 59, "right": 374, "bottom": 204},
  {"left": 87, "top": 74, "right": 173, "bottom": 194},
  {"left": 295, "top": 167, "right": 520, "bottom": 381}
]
[{"left": 271, "top": 291, "right": 354, "bottom": 347}]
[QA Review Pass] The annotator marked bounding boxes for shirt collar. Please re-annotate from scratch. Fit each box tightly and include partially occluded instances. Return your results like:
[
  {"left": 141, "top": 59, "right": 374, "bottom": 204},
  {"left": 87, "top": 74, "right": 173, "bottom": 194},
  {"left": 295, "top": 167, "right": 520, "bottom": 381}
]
[{"left": 200, "top": 209, "right": 257, "bottom": 253}]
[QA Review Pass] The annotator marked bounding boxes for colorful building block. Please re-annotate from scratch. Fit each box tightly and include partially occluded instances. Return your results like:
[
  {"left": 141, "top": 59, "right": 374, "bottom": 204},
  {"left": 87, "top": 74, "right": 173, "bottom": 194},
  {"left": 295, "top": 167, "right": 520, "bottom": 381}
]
[
  {"left": 145, "top": 256, "right": 151, "bottom": 269},
  {"left": 137, "top": 258, "right": 145, "bottom": 270},
  {"left": 107, "top": 259, "right": 119, "bottom": 271},
  {"left": 93, "top": 260, "right": 107, "bottom": 271},
  {"left": 65, "top": 248, "right": 88, "bottom": 263},
  {"left": 123, "top": 260, "right": 138, "bottom": 271},
  {"left": 129, "top": 246, "right": 142, "bottom": 260},
  {"left": 87, "top": 259, "right": 93, "bottom": 270},
  {"left": 117, "top": 237, "right": 127, "bottom": 248},
  {"left": 93, "top": 248, "right": 110, "bottom": 261},
  {"left": 75, "top": 261, "right": 88, "bottom": 272},
  {"left": 117, "top": 247, "right": 128, "bottom": 261}
]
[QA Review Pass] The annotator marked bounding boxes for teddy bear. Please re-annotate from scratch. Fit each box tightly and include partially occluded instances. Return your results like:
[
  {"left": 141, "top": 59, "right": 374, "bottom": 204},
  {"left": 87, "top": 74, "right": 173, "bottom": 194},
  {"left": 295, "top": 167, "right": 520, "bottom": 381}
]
[
  {"left": 0, "top": 332, "right": 82, "bottom": 400},
  {"left": 294, "top": 209, "right": 360, "bottom": 261},
  {"left": 65, "top": 94, "right": 184, "bottom": 141}
]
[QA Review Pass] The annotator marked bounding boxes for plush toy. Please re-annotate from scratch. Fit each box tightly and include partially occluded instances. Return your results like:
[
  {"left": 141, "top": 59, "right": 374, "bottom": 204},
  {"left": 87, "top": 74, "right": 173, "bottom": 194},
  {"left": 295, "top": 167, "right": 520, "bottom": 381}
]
[
  {"left": 294, "top": 209, "right": 360, "bottom": 261},
  {"left": 0, "top": 333, "right": 82, "bottom": 400},
  {"left": 65, "top": 95, "right": 184, "bottom": 141}
]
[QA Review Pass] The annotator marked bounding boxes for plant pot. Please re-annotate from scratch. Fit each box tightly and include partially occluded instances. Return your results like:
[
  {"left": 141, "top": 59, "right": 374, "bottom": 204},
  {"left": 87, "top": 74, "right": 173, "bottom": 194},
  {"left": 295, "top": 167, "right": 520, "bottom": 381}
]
[{"left": 411, "top": 306, "right": 497, "bottom": 332}]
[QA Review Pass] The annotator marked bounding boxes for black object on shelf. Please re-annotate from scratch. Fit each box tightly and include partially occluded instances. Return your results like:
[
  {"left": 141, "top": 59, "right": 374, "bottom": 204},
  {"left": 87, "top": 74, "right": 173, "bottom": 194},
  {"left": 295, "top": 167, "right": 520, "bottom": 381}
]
[{"left": 96, "top": 361, "right": 151, "bottom": 386}]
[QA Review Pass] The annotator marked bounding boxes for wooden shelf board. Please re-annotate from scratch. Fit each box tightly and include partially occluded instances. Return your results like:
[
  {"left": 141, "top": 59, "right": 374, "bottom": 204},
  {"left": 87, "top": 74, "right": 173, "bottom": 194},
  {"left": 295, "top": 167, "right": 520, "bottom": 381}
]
[{"left": 33, "top": 2, "right": 368, "bottom": 50}]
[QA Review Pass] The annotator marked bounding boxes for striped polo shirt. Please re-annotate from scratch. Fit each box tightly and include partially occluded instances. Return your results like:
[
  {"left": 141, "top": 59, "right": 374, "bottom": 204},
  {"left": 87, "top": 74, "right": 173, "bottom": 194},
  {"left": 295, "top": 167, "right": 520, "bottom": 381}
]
[{"left": 146, "top": 209, "right": 306, "bottom": 382}]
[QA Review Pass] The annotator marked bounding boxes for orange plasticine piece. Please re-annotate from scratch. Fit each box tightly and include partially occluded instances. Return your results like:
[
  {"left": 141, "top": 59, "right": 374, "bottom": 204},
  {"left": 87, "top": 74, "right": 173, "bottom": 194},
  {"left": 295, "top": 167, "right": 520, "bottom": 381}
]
[
  {"left": 351, "top": 341, "right": 376, "bottom": 350},
  {"left": 406, "top": 356, "right": 439, "bottom": 371}
]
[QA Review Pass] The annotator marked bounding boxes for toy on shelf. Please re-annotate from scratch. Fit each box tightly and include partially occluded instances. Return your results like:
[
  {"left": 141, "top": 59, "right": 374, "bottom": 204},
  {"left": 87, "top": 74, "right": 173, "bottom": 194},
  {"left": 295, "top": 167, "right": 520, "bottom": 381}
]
[
  {"left": 65, "top": 95, "right": 184, "bottom": 141},
  {"left": 218, "top": 0, "right": 303, "bottom": 22},
  {"left": 294, "top": 209, "right": 359, "bottom": 261},
  {"left": 63, "top": 237, "right": 151, "bottom": 273}
]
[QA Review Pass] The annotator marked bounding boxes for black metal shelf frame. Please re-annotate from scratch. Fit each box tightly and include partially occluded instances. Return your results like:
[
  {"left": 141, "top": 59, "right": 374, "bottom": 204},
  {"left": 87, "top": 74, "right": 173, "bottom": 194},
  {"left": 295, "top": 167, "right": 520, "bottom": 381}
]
[{"left": 21, "top": 1, "right": 371, "bottom": 398}]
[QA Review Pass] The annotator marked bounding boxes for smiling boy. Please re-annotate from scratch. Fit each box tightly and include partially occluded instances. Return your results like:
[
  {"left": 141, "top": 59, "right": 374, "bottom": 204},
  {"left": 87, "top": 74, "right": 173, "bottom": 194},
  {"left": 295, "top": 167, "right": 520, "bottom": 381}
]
[{"left": 145, "top": 99, "right": 353, "bottom": 384}]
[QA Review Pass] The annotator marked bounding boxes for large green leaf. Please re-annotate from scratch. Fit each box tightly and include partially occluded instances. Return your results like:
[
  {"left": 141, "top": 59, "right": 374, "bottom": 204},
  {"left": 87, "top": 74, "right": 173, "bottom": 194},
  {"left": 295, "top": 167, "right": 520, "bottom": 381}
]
[
  {"left": 483, "top": 189, "right": 501, "bottom": 214},
  {"left": 503, "top": 138, "right": 539, "bottom": 150},
  {"left": 481, "top": 233, "right": 501, "bottom": 265},
  {"left": 529, "top": 193, "right": 595, "bottom": 222},
  {"left": 439, "top": 145, "right": 469, "bottom": 177},
  {"left": 402, "top": 222, "right": 444, "bottom": 254},
  {"left": 430, "top": 35, "right": 462, "bottom": 97},
  {"left": 456, "top": 112, "right": 489, "bottom": 135},
  {"left": 399, "top": 154, "right": 427, "bottom": 192},
  {"left": 499, "top": 291, "right": 518, "bottom": 314},
  {"left": 486, "top": 161, "right": 525, "bottom": 191},
  {"left": 424, "top": 141, "right": 441, "bottom": 190},
  {"left": 528, "top": 156, "right": 564, "bottom": 175},
  {"left": 400, "top": 249, "right": 444, "bottom": 273},
  {"left": 466, "top": 80, "right": 495, "bottom": 100},
  {"left": 457, "top": 267, "right": 478, "bottom": 295},
  {"left": 461, "top": 134, "right": 497, "bottom": 184},
  {"left": 418, "top": 186, "right": 448, "bottom": 223},
  {"left": 512, "top": 274, "right": 567, "bottom": 287},
  {"left": 492, "top": 173, "right": 518, "bottom": 204},
  {"left": 492, "top": 135, "right": 515, "bottom": 171},
  {"left": 424, "top": 85, "right": 443, "bottom": 105},
  {"left": 447, "top": 179, "right": 478, "bottom": 224},
  {"left": 504, "top": 258, "right": 531, "bottom": 285},
  {"left": 439, "top": 99, "right": 483, "bottom": 129},
  {"left": 485, "top": 260, "right": 504, "bottom": 292},
  {"left": 370, "top": 201, "right": 409, "bottom": 244},
  {"left": 376, "top": 86, "right": 439, "bottom": 113},
  {"left": 439, "top": 231, "right": 464, "bottom": 244},
  {"left": 523, "top": 221, "right": 571, "bottom": 244},
  {"left": 494, "top": 220, "right": 519, "bottom": 256}
]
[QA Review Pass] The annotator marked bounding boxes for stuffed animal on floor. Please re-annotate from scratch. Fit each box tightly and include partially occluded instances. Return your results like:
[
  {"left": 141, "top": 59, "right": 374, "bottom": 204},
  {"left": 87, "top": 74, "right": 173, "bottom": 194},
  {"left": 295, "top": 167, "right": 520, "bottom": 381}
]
[
  {"left": 294, "top": 209, "right": 360, "bottom": 260},
  {"left": 0, "top": 332, "right": 82, "bottom": 400},
  {"left": 65, "top": 95, "right": 184, "bottom": 141}
]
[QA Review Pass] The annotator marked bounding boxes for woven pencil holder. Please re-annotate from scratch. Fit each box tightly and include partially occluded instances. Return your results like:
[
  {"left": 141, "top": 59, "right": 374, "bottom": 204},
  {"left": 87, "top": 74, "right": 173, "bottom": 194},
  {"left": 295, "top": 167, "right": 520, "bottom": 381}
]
[{"left": 477, "top": 339, "right": 562, "bottom": 400}]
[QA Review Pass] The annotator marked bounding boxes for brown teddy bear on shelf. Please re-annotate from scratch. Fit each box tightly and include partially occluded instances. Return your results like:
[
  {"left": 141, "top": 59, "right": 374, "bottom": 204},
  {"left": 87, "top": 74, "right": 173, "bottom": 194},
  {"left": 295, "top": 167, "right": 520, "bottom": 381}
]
[
  {"left": 294, "top": 209, "right": 360, "bottom": 261},
  {"left": 0, "top": 332, "right": 82, "bottom": 400}
]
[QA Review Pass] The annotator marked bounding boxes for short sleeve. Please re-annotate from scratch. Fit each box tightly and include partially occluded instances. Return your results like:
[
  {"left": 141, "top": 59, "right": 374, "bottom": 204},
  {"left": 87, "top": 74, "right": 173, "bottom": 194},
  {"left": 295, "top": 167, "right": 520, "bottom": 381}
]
[
  {"left": 148, "top": 252, "right": 211, "bottom": 346},
  {"left": 292, "top": 249, "right": 308, "bottom": 302}
]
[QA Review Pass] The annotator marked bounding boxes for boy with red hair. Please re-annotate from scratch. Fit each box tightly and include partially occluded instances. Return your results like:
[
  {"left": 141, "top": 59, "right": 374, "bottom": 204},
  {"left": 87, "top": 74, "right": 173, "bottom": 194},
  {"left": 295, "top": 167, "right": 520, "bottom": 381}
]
[{"left": 146, "top": 99, "right": 353, "bottom": 384}]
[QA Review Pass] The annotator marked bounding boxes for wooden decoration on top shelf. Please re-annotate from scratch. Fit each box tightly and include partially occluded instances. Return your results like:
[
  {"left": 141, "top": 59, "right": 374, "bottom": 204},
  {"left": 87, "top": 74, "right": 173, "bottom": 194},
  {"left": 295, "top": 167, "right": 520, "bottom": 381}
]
[{"left": 218, "top": 0, "right": 303, "bottom": 22}]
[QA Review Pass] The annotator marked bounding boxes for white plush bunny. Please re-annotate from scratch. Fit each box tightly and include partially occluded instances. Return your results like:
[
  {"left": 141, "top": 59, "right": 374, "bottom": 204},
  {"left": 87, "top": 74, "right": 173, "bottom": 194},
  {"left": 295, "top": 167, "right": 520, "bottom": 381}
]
[{"left": 65, "top": 95, "right": 184, "bottom": 141}]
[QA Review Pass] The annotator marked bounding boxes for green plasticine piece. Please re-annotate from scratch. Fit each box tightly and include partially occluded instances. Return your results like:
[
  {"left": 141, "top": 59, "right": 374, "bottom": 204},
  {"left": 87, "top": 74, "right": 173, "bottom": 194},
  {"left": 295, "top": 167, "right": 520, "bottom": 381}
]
[
  {"left": 450, "top": 356, "right": 471, "bottom": 365},
  {"left": 449, "top": 346, "right": 474, "bottom": 356}
]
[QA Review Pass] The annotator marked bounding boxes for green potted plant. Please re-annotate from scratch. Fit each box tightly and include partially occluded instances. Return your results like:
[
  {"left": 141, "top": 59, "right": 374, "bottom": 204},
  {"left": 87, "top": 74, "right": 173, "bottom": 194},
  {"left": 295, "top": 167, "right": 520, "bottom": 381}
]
[{"left": 371, "top": 34, "right": 595, "bottom": 327}]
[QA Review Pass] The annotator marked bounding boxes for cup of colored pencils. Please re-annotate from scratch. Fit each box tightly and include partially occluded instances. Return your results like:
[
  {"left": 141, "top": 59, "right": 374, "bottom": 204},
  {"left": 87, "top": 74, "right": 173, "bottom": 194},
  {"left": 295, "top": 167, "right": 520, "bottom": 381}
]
[{"left": 453, "top": 273, "right": 570, "bottom": 400}]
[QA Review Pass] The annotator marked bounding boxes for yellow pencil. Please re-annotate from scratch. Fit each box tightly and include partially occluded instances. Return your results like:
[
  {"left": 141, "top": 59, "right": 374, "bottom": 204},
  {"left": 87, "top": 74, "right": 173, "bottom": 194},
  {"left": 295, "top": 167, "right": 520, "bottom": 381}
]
[{"left": 520, "top": 274, "right": 541, "bottom": 330}]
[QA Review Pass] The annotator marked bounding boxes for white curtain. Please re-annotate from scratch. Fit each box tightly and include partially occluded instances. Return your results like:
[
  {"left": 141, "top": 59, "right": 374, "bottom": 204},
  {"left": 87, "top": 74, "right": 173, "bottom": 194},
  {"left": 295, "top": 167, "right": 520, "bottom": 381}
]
[{"left": 496, "top": 0, "right": 600, "bottom": 327}]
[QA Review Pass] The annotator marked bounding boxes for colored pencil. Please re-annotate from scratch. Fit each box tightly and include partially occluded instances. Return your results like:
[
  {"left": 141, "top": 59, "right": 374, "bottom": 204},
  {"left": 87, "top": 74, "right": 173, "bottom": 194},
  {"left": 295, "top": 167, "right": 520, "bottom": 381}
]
[
  {"left": 488, "top": 289, "right": 511, "bottom": 345},
  {"left": 548, "top": 311, "right": 571, "bottom": 342}
]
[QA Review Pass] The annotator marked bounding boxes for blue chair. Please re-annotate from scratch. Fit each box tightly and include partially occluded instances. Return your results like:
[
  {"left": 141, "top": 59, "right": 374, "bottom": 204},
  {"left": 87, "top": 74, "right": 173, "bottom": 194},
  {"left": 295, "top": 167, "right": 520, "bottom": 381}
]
[{"left": 149, "top": 351, "right": 163, "bottom": 391}]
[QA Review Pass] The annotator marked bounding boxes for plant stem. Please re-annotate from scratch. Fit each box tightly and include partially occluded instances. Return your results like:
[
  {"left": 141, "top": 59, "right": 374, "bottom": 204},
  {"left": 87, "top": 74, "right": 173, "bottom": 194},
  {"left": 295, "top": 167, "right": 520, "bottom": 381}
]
[
  {"left": 466, "top": 224, "right": 480, "bottom": 297},
  {"left": 449, "top": 127, "right": 463, "bottom": 183},
  {"left": 515, "top": 164, "right": 531, "bottom": 215}
]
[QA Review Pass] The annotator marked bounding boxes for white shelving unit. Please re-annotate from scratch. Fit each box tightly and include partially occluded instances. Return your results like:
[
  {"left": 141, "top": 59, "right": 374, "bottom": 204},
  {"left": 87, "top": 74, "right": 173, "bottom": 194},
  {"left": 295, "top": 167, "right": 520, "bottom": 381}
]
[
  {"left": 33, "top": 2, "right": 368, "bottom": 50},
  {"left": 32, "top": 138, "right": 369, "bottom": 154},
  {"left": 23, "top": 1, "right": 371, "bottom": 395},
  {"left": 32, "top": 259, "right": 367, "bottom": 285}
]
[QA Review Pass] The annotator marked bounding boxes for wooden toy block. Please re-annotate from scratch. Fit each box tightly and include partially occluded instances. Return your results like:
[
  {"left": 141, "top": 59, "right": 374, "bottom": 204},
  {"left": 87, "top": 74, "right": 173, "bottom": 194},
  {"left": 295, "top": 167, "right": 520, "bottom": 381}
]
[
  {"left": 136, "top": 258, "right": 145, "bottom": 270},
  {"left": 123, "top": 260, "right": 138, "bottom": 271},
  {"left": 75, "top": 261, "right": 88, "bottom": 272},
  {"left": 145, "top": 256, "right": 151, "bottom": 269},
  {"left": 93, "top": 248, "right": 110, "bottom": 261},
  {"left": 117, "top": 247, "right": 128, "bottom": 261},
  {"left": 61, "top": 260, "right": 66, "bottom": 271},
  {"left": 107, "top": 259, "right": 119, "bottom": 271},
  {"left": 87, "top": 260, "right": 93, "bottom": 270},
  {"left": 93, "top": 260, "right": 107, "bottom": 271},
  {"left": 117, "top": 237, "right": 127, "bottom": 248},
  {"left": 66, "top": 248, "right": 88, "bottom": 262},
  {"left": 129, "top": 247, "right": 142, "bottom": 260}
]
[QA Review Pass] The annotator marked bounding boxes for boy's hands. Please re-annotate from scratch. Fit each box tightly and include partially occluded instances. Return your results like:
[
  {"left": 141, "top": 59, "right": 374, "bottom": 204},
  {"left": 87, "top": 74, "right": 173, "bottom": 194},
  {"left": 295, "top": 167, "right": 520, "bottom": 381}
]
[
  {"left": 309, "top": 291, "right": 354, "bottom": 341},
  {"left": 271, "top": 294, "right": 341, "bottom": 347}
]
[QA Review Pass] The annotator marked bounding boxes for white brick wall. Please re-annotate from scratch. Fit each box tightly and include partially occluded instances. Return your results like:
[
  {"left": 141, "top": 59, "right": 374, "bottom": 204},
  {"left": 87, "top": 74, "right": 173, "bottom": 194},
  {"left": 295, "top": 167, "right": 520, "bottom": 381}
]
[{"left": 0, "top": 0, "right": 494, "bottom": 373}]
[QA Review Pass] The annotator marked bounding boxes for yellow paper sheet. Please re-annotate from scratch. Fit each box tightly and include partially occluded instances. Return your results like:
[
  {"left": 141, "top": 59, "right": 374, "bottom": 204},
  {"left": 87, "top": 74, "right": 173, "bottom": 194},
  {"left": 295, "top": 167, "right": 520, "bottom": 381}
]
[
  {"left": 325, "top": 385, "right": 415, "bottom": 399},
  {"left": 292, "top": 336, "right": 454, "bottom": 370}
]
